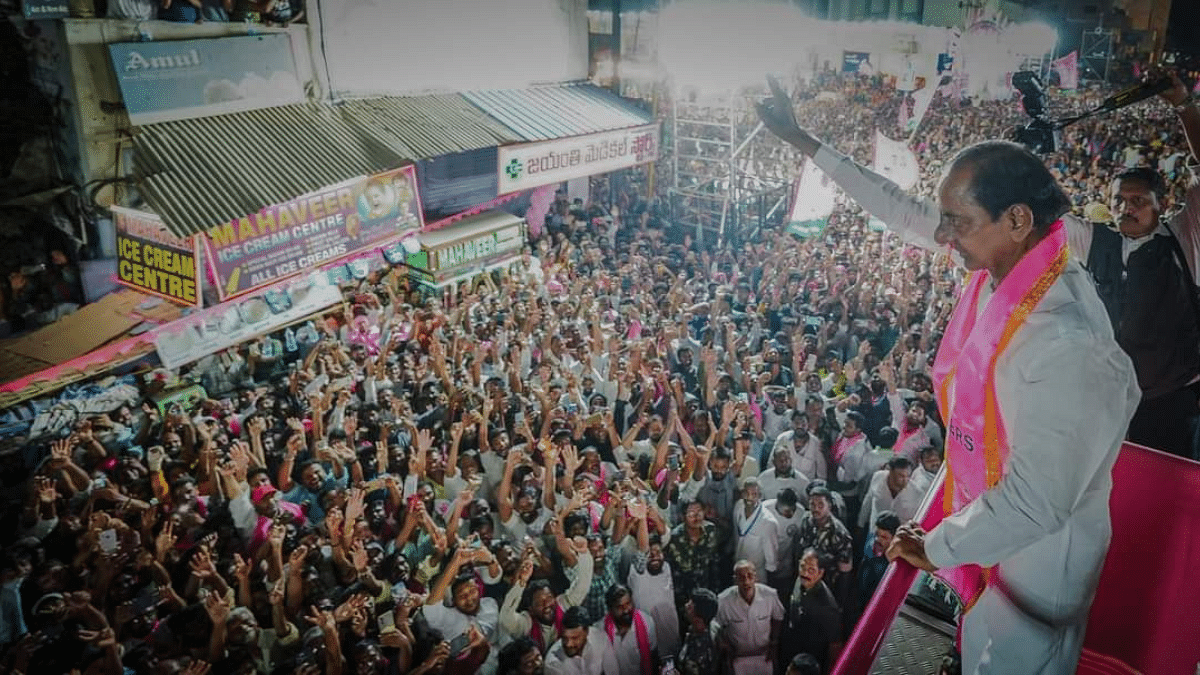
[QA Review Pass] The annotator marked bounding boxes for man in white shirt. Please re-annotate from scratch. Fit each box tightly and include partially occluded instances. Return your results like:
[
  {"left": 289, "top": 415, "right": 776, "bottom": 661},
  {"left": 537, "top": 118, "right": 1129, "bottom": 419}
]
[
  {"left": 424, "top": 546, "right": 503, "bottom": 674},
  {"left": 599, "top": 585, "right": 657, "bottom": 675},
  {"left": 544, "top": 606, "right": 607, "bottom": 675},
  {"left": 859, "top": 456, "right": 923, "bottom": 531},
  {"left": 714, "top": 560, "right": 785, "bottom": 675},
  {"left": 733, "top": 478, "right": 780, "bottom": 582},
  {"left": 764, "top": 489, "right": 806, "bottom": 599},
  {"left": 908, "top": 445, "right": 943, "bottom": 498},
  {"left": 773, "top": 414, "right": 827, "bottom": 483},
  {"left": 758, "top": 446, "right": 810, "bottom": 501}
]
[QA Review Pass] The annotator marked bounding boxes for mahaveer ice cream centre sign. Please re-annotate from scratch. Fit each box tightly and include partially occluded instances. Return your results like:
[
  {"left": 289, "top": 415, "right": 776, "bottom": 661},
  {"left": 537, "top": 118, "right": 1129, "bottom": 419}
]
[{"left": 203, "top": 165, "right": 423, "bottom": 300}]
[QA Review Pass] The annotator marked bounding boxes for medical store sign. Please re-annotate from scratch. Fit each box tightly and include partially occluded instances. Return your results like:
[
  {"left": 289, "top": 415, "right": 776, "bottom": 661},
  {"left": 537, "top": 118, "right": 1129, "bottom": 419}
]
[
  {"left": 497, "top": 123, "right": 659, "bottom": 194},
  {"left": 113, "top": 206, "right": 202, "bottom": 307}
]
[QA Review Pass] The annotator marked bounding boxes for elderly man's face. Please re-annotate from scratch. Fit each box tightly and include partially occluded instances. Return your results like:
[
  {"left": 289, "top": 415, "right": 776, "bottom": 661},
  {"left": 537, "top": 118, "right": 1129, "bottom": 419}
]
[{"left": 934, "top": 165, "right": 1025, "bottom": 273}]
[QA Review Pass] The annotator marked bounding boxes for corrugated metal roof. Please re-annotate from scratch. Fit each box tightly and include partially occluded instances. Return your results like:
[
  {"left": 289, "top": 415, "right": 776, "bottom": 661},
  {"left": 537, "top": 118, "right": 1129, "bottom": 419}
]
[
  {"left": 338, "top": 95, "right": 518, "bottom": 161},
  {"left": 134, "top": 95, "right": 520, "bottom": 238},
  {"left": 462, "top": 82, "right": 653, "bottom": 142},
  {"left": 134, "top": 84, "right": 650, "bottom": 238}
]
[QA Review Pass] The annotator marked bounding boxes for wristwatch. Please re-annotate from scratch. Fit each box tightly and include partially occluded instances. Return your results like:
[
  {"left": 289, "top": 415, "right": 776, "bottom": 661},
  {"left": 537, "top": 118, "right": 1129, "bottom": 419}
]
[{"left": 1175, "top": 95, "right": 1196, "bottom": 114}]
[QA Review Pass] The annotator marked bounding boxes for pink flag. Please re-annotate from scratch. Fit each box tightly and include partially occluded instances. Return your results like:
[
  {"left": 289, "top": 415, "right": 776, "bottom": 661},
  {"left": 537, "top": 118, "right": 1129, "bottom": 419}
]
[
  {"left": 525, "top": 184, "right": 555, "bottom": 238},
  {"left": 1052, "top": 51, "right": 1079, "bottom": 90}
]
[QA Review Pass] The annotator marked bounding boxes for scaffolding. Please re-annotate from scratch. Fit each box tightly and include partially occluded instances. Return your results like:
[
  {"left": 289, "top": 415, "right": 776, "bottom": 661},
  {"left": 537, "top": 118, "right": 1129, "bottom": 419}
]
[
  {"left": 1080, "top": 27, "right": 1115, "bottom": 84},
  {"left": 667, "top": 90, "right": 791, "bottom": 246}
]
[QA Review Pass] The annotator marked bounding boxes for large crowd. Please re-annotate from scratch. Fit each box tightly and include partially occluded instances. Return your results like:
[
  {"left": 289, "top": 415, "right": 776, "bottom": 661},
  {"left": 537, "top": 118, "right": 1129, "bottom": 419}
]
[{"left": 0, "top": 67, "right": 1196, "bottom": 675}]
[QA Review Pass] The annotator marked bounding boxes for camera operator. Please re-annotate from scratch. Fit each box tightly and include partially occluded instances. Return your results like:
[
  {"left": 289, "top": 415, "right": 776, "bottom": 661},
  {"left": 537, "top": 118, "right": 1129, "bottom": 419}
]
[{"left": 1067, "top": 69, "right": 1200, "bottom": 460}]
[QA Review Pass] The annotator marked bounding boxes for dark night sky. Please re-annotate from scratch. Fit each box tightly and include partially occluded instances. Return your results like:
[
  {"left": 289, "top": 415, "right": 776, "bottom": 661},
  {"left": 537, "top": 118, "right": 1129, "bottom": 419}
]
[{"left": 1166, "top": 0, "right": 1200, "bottom": 56}]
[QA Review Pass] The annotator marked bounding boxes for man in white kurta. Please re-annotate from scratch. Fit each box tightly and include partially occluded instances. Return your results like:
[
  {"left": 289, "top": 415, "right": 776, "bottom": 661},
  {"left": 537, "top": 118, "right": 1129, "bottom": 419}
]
[
  {"left": 600, "top": 586, "right": 657, "bottom": 675},
  {"left": 764, "top": 493, "right": 806, "bottom": 592},
  {"left": 715, "top": 560, "right": 785, "bottom": 675},
  {"left": 544, "top": 608, "right": 607, "bottom": 675},
  {"left": 499, "top": 551, "right": 594, "bottom": 650},
  {"left": 858, "top": 459, "right": 924, "bottom": 530},
  {"left": 758, "top": 446, "right": 810, "bottom": 501},
  {"left": 908, "top": 446, "right": 943, "bottom": 500},
  {"left": 733, "top": 479, "right": 780, "bottom": 580},
  {"left": 757, "top": 106, "right": 1140, "bottom": 673},
  {"left": 628, "top": 544, "right": 681, "bottom": 659},
  {"left": 773, "top": 425, "right": 827, "bottom": 483}
]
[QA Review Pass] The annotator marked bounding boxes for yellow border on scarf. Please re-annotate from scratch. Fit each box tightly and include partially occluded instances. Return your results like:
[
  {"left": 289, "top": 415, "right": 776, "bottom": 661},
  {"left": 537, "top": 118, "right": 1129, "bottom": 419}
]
[{"left": 937, "top": 244, "right": 1069, "bottom": 614}]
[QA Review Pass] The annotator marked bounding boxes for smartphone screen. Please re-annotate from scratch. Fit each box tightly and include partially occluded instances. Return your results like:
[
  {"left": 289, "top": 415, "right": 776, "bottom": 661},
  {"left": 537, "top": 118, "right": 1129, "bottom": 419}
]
[
  {"left": 377, "top": 612, "right": 395, "bottom": 632},
  {"left": 99, "top": 529, "right": 119, "bottom": 554}
]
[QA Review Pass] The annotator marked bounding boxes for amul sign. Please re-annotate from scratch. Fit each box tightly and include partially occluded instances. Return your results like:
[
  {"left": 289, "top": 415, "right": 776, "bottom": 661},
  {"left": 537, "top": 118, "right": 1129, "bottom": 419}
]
[{"left": 497, "top": 123, "right": 658, "bottom": 193}]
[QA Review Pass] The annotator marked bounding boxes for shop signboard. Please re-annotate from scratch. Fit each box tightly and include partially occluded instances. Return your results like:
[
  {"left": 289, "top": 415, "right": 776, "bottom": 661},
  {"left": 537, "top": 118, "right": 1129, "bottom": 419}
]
[
  {"left": 113, "top": 206, "right": 202, "bottom": 307},
  {"left": 153, "top": 270, "right": 342, "bottom": 369},
  {"left": 203, "top": 165, "right": 423, "bottom": 300},
  {"left": 497, "top": 123, "right": 658, "bottom": 194},
  {"left": 108, "top": 34, "right": 303, "bottom": 125},
  {"left": 23, "top": 0, "right": 69, "bottom": 18},
  {"left": 408, "top": 212, "right": 525, "bottom": 288}
]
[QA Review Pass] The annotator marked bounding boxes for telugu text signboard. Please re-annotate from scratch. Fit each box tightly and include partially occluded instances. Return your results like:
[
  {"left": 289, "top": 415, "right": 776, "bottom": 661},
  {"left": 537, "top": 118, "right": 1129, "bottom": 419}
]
[
  {"left": 204, "top": 165, "right": 423, "bottom": 300},
  {"left": 497, "top": 123, "right": 659, "bottom": 194},
  {"left": 108, "top": 34, "right": 304, "bottom": 125},
  {"left": 113, "top": 207, "right": 201, "bottom": 307}
]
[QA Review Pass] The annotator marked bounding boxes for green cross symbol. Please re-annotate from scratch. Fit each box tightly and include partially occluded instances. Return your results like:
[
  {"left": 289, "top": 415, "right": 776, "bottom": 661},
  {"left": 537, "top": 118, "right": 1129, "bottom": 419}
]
[{"left": 505, "top": 159, "right": 523, "bottom": 181}]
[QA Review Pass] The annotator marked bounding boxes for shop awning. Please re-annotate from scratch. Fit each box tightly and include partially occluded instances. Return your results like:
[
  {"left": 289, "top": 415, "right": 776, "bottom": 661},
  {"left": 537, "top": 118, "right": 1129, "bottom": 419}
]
[
  {"left": 0, "top": 289, "right": 187, "bottom": 406},
  {"left": 462, "top": 82, "right": 653, "bottom": 141},
  {"left": 133, "top": 94, "right": 521, "bottom": 239}
]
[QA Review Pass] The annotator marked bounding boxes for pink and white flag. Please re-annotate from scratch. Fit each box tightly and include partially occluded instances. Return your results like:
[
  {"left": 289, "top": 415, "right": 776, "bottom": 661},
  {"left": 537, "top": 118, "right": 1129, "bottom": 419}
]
[
  {"left": 874, "top": 130, "right": 920, "bottom": 191},
  {"left": 1052, "top": 51, "right": 1079, "bottom": 90}
]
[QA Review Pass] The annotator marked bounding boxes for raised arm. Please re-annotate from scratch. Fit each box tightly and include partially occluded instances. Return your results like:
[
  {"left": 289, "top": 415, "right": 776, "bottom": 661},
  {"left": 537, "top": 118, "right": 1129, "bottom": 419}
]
[{"left": 756, "top": 76, "right": 942, "bottom": 253}]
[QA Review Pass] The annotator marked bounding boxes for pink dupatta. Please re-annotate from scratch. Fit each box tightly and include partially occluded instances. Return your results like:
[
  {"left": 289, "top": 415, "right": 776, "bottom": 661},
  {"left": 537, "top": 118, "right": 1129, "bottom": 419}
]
[
  {"left": 930, "top": 220, "right": 1068, "bottom": 614},
  {"left": 605, "top": 610, "right": 653, "bottom": 675}
]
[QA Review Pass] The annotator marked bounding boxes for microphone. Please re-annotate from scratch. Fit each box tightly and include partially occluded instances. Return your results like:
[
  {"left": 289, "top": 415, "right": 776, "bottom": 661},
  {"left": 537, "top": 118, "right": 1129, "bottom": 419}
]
[{"left": 1099, "top": 77, "right": 1174, "bottom": 111}]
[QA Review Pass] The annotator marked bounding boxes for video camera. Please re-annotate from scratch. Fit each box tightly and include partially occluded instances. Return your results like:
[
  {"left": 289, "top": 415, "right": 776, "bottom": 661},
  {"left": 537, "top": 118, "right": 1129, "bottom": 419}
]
[
  {"left": 1011, "top": 70, "right": 1177, "bottom": 154},
  {"left": 1011, "top": 72, "right": 1061, "bottom": 154}
]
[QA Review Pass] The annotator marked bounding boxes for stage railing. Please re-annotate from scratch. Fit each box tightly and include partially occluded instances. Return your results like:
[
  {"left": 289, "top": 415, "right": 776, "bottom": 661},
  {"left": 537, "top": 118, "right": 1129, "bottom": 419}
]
[{"left": 832, "top": 442, "right": 1200, "bottom": 675}]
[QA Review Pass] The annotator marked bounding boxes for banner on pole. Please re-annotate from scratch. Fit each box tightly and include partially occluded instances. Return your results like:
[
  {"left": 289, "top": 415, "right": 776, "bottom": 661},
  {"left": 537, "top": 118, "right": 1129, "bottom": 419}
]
[
  {"left": 873, "top": 131, "right": 920, "bottom": 191},
  {"left": 786, "top": 159, "right": 838, "bottom": 239}
]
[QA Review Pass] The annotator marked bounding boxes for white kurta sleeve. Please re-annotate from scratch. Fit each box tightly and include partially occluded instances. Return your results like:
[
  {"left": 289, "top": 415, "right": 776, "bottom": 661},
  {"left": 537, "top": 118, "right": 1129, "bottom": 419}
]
[
  {"left": 924, "top": 336, "right": 1138, "bottom": 570},
  {"left": 763, "top": 517, "right": 780, "bottom": 574},
  {"left": 561, "top": 552, "right": 594, "bottom": 608},
  {"left": 499, "top": 582, "right": 532, "bottom": 639}
]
